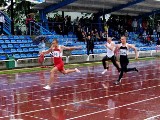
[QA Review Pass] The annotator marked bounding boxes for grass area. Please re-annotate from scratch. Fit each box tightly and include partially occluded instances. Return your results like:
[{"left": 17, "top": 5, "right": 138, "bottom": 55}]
[{"left": 0, "top": 57, "right": 157, "bottom": 75}]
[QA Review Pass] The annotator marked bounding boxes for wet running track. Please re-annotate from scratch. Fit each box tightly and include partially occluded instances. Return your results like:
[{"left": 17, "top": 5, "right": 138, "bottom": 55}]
[{"left": 0, "top": 60, "right": 160, "bottom": 120}]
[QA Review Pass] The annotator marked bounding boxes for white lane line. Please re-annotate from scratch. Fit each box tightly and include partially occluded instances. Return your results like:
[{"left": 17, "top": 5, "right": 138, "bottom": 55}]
[
  {"left": 1, "top": 71, "right": 159, "bottom": 99},
  {"left": 0, "top": 65, "right": 159, "bottom": 89},
  {"left": 1, "top": 78, "right": 159, "bottom": 107},
  {"left": 144, "top": 114, "right": 160, "bottom": 120},
  {"left": 66, "top": 96, "right": 160, "bottom": 120},
  {"left": 1, "top": 84, "right": 160, "bottom": 119}
]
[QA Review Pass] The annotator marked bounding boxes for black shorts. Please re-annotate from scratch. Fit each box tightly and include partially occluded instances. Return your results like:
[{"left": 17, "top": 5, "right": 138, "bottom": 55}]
[{"left": 105, "top": 55, "right": 117, "bottom": 61}]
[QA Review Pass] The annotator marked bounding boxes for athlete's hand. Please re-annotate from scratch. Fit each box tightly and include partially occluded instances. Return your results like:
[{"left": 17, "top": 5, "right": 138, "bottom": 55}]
[{"left": 40, "top": 52, "right": 44, "bottom": 55}]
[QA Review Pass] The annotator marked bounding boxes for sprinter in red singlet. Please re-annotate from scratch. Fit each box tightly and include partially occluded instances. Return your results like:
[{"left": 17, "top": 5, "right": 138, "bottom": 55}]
[{"left": 40, "top": 39, "right": 81, "bottom": 90}]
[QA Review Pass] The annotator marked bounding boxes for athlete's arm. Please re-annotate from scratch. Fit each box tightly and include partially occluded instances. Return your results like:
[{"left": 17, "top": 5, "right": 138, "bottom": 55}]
[
  {"left": 114, "top": 44, "right": 120, "bottom": 55},
  {"left": 128, "top": 44, "right": 138, "bottom": 59},
  {"left": 40, "top": 49, "right": 52, "bottom": 55},
  {"left": 61, "top": 46, "right": 82, "bottom": 50},
  {"left": 105, "top": 42, "right": 115, "bottom": 51},
  {"left": 115, "top": 44, "right": 120, "bottom": 51}
]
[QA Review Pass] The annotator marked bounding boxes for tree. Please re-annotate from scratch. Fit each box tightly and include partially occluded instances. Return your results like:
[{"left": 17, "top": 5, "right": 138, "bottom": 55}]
[{"left": 2, "top": 0, "right": 38, "bottom": 26}]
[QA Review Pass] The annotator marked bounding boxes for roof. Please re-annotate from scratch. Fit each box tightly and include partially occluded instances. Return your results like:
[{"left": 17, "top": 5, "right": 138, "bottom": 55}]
[{"left": 33, "top": 0, "right": 160, "bottom": 17}]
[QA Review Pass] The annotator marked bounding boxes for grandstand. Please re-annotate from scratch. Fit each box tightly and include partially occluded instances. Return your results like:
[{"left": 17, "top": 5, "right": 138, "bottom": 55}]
[{"left": 0, "top": 0, "right": 160, "bottom": 120}]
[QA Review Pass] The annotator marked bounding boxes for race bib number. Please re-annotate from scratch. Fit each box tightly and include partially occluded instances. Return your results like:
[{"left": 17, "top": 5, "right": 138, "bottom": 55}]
[
  {"left": 53, "top": 51, "right": 60, "bottom": 57},
  {"left": 120, "top": 49, "right": 127, "bottom": 56}
]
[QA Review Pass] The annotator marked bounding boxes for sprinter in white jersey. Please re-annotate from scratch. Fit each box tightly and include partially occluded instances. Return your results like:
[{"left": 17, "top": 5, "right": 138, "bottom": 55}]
[{"left": 102, "top": 37, "right": 121, "bottom": 74}]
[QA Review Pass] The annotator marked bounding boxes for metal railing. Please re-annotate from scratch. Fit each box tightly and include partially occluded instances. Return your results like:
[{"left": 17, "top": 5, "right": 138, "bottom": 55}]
[
  {"left": 15, "top": 21, "right": 106, "bottom": 35},
  {"left": 28, "top": 21, "right": 53, "bottom": 35},
  {"left": 0, "top": 11, "right": 12, "bottom": 35}
]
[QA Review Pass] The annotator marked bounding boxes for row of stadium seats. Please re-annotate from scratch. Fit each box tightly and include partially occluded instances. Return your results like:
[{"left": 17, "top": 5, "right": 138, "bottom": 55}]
[
  {"left": 0, "top": 53, "right": 39, "bottom": 60},
  {"left": 1, "top": 43, "right": 37, "bottom": 49},
  {"left": 0, "top": 35, "right": 32, "bottom": 39},
  {"left": 0, "top": 33, "right": 158, "bottom": 60},
  {"left": 71, "top": 49, "right": 107, "bottom": 55},
  {"left": 0, "top": 39, "right": 33, "bottom": 43},
  {"left": 139, "top": 47, "right": 156, "bottom": 51},
  {"left": 0, "top": 35, "right": 39, "bottom": 60},
  {"left": 0, "top": 48, "right": 39, "bottom": 54}
]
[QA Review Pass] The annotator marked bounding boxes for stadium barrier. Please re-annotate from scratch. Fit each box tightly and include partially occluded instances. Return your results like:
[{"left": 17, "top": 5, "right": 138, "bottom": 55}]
[{"left": 0, "top": 50, "right": 159, "bottom": 70}]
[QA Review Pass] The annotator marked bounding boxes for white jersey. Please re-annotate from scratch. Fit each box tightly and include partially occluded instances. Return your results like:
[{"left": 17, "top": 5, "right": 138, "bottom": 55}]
[{"left": 106, "top": 41, "right": 115, "bottom": 58}]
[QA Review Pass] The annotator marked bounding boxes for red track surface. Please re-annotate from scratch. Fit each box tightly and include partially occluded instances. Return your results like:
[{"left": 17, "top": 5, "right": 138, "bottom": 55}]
[{"left": 0, "top": 60, "right": 160, "bottom": 120}]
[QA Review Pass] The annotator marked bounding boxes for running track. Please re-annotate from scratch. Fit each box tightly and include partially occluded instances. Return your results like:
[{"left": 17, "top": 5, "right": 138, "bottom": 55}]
[{"left": 0, "top": 60, "right": 160, "bottom": 120}]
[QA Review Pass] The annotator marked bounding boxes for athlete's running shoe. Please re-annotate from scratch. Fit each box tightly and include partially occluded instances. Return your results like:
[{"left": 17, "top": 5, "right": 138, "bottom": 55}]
[
  {"left": 113, "top": 79, "right": 122, "bottom": 85},
  {"left": 102, "top": 69, "right": 108, "bottom": 74},
  {"left": 135, "top": 68, "right": 139, "bottom": 72},
  {"left": 43, "top": 85, "right": 51, "bottom": 90},
  {"left": 102, "top": 84, "right": 108, "bottom": 89},
  {"left": 75, "top": 68, "right": 81, "bottom": 73}
]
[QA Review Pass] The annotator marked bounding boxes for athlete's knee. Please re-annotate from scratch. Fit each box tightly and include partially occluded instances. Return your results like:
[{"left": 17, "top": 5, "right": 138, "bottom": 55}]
[
  {"left": 123, "top": 68, "right": 127, "bottom": 72},
  {"left": 102, "top": 57, "right": 106, "bottom": 62},
  {"left": 62, "top": 70, "right": 67, "bottom": 74},
  {"left": 50, "top": 69, "right": 56, "bottom": 74}
]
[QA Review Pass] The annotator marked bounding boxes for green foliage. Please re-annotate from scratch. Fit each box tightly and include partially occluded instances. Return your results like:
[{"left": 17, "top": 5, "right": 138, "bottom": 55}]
[
  {"left": 0, "top": 0, "right": 7, "bottom": 7},
  {"left": 2, "top": 0, "right": 39, "bottom": 26}
]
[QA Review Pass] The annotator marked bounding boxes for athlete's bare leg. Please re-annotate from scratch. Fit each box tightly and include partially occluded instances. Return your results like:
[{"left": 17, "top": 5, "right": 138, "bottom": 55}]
[
  {"left": 44, "top": 67, "right": 58, "bottom": 90},
  {"left": 61, "top": 68, "right": 81, "bottom": 74},
  {"left": 116, "top": 61, "right": 121, "bottom": 69}
]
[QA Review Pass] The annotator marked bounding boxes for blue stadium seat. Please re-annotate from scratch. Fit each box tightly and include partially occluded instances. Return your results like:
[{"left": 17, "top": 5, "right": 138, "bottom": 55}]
[
  {"left": 13, "top": 54, "right": 21, "bottom": 59},
  {"left": 23, "top": 48, "right": 29, "bottom": 52},
  {"left": 11, "top": 49, "right": 17, "bottom": 53},
  {"left": 30, "top": 43, "right": 37, "bottom": 47},
  {"left": 4, "top": 40, "right": 10, "bottom": 43},
  {"left": 102, "top": 49, "right": 107, "bottom": 53},
  {"left": 26, "top": 53, "right": 33, "bottom": 58},
  {"left": 20, "top": 54, "right": 27, "bottom": 58},
  {"left": 97, "top": 49, "right": 102, "bottom": 53},
  {"left": 17, "top": 40, "right": 22, "bottom": 43},
  {"left": 24, "top": 43, "right": 30, "bottom": 47},
  {"left": 72, "top": 35, "right": 77, "bottom": 38},
  {"left": 27, "top": 39, "right": 32, "bottom": 43},
  {"left": 59, "top": 35, "right": 63, "bottom": 38},
  {"left": 33, "top": 53, "right": 38, "bottom": 57},
  {"left": 22, "top": 39, "right": 28, "bottom": 43},
  {"left": 0, "top": 49, "right": 4, "bottom": 54},
  {"left": 1, "top": 45, "right": 7, "bottom": 49},
  {"left": 10, "top": 39, "right": 16, "bottom": 43},
  {"left": 8, "top": 44, "right": 13, "bottom": 48},
  {"left": 93, "top": 49, "right": 98, "bottom": 54},
  {"left": 0, "top": 55, "right": 7, "bottom": 60},
  {"left": 71, "top": 51, "right": 77, "bottom": 55},
  {"left": 64, "top": 35, "right": 68, "bottom": 38},
  {"left": 4, "top": 49, "right": 11, "bottom": 54},
  {"left": 34, "top": 47, "right": 39, "bottom": 52},
  {"left": 19, "top": 36, "right": 25, "bottom": 39},
  {"left": 2, "top": 36, "right": 8, "bottom": 39},
  {"left": 14, "top": 36, "right": 19, "bottom": 39},
  {"left": 14, "top": 44, "right": 20, "bottom": 49},
  {"left": 0, "top": 40, "right": 4, "bottom": 44},
  {"left": 20, "top": 44, "right": 25, "bottom": 47},
  {"left": 29, "top": 48, "right": 34, "bottom": 52},
  {"left": 7, "top": 54, "right": 13, "bottom": 57},
  {"left": 17, "top": 48, "right": 23, "bottom": 53}
]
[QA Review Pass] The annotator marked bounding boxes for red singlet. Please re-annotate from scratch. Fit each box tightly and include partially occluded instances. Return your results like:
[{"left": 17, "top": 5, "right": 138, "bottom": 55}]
[{"left": 51, "top": 46, "right": 64, "bottom": 71}]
